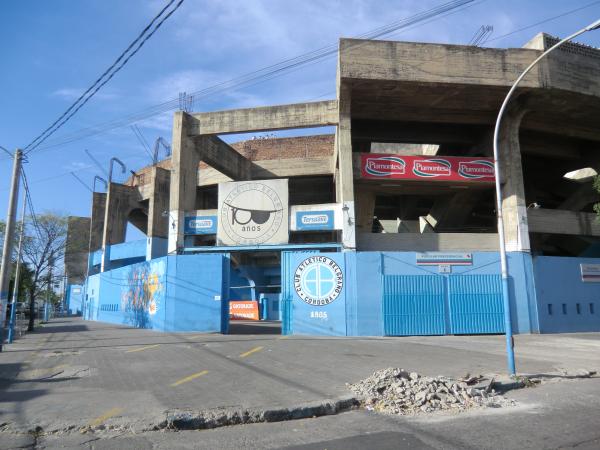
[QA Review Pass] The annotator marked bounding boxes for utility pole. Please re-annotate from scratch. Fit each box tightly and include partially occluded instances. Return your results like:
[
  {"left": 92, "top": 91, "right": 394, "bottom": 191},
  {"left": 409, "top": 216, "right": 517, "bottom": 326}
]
[
  {"left": 0, "top": 149, "right": 23, "bottom": 352},
  {"left": 7, "top": 197, "right": 27, "bottom": 343},
  {"left": 43, "top": 255, "right": 54, "bottom": 323}
]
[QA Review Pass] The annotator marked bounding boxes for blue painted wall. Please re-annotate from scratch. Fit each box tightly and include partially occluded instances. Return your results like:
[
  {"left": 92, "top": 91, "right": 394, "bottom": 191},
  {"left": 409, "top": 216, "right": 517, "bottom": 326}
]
[
  {"left": 533, "top": 256, "right": 600, "bottom": 333},
  {"left": 282, "top": 250, "right": 537, "bottom": 336},
  {"left": 83, "top": 254, "right": 228, "bottom": 332}
]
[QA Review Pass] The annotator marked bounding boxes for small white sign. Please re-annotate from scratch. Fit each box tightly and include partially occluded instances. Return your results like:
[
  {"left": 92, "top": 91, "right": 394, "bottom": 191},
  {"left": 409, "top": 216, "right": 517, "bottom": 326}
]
[
  {"left": 580, "top": 264, "right": 600, "bottom": 282},
  {"left": 438, "top": 264, "right": 452, "bottom": 274},
  {"left": 214, "top": 295, "right": 222, "bottom": 301}
]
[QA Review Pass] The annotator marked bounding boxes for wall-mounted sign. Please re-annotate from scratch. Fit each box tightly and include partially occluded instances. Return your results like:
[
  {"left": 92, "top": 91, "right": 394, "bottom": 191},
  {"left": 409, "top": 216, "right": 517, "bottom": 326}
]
[
  {"left": 294, "top": 256, "right": 343, "bottom": 306},
  {"left": 229, "top": 301, "right": 259, "bottom": 320},
  {"left": 416, "top": 252, "right": 473, "bottom": 266},
  {"left": 438, "top": 264, "right": 452, "bottom": 274},
  {"left": 184, "top": 216, "right": 217, "bottom": 235},
  {"left": 580, "top": 264, "right": 600, "bottom": 282},
  {"left": 218, "top": 179, "right": 289, "bottom": 246},
  {"left": 295, "top": 210, "right": 335, "bottom": 231},
  {"left": 361, "top": 154, "right": 495, "bottom": 182}
]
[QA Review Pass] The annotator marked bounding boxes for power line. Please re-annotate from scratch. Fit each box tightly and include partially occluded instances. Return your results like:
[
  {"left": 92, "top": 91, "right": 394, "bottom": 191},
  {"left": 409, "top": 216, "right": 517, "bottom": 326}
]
[
  {"left": 486, "top": 0, "right": 600, "bottom": 43},
  {"left": 469, "top": 25, "right": 493, "bottom": 46},
  {"left": 21, "top": 171, "right": 44, "bottom": 241},
  {"left": 21, "top": 0, "right": 476, "bottom": 156},
  {"left": 24, "top": 0, "right": 186, "bottom": 155},
  {"left": 130, "top": 125, "right": 154, "bottom": 161},
  {"left": 0, "top": 145, "right": 13, "bottom": 157},
  {"left": 70, "top": 172, "right": 93, "bottom": 192}
]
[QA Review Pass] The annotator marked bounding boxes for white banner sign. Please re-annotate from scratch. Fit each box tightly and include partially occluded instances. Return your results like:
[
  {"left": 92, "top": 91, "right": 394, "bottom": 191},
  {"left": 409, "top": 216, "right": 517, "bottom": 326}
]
[{"left": 217, "top": 179, "right": 289, "bottom": 246}]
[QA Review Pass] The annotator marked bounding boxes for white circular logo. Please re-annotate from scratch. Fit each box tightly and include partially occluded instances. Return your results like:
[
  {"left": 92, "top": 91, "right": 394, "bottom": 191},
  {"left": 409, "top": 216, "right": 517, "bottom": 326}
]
[
  {"left": 294, "top": 256, "right": 343, "bottom": 306},
  {"left": 220, "top": 182, "right": 284, "bottom": 245}
]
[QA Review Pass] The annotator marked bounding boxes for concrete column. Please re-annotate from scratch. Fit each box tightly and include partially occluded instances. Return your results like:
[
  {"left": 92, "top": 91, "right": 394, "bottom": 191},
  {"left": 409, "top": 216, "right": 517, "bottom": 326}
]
[
  {"left": 101, "top": 183, "right": 140, "bottom": 272},
  {"left": 336, "top": 84, "right": 356, "bottom": 250},
  {"left": 147, "top": 167, "right": 170, "bottom": 260},
  {"left": 90, "top": 193, "right": 106, "bottom": 252},
  {"left": 498, "top": 105, "right": 530, "bottom": 252},
  {"left": 88, "top": 192, "right": 106, "bottom": 273},
  {"left": 354, "top": 186, "right": 376, "bottom": 233},
  {"left": 168, "top": 112, "right": 200, "bottom": 254}
]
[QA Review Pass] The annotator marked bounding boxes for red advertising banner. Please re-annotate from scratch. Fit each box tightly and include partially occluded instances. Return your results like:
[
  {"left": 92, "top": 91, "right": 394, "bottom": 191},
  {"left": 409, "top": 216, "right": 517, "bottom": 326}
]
[{"left": 360, "top": 154, "right": 495, "bottom": 182}]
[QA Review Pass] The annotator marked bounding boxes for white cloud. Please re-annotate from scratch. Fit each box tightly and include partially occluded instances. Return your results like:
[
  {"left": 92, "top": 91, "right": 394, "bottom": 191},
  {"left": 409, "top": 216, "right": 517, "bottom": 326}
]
[{"left": 51, "top": 87, "right": 119, "bottom": 102}]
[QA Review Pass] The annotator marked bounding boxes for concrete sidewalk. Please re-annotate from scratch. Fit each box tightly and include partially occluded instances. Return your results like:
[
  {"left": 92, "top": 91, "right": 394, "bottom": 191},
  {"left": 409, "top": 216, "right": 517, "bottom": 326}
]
[{"left": 1, "top": 317, "right": 599, "bottom": 435}]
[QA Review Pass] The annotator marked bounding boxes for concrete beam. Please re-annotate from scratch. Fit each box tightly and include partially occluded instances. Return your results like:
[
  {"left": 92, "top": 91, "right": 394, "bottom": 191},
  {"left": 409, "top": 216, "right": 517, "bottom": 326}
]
[
  {"left": 528, "top": 208, "right": 600, "bottom": 237},
  {"left": 357, "top": 232, "right": 499, "bottom": 252},
  {"left": 558, "top": 183, "right": 599, "bottom": 211},
  {"left": 195, "top": 135, "right": 251, "bottom": 181},
  {"left": 425, "top": 191, "right": 484, "bottom": 231},
  {"left": 352, "top": 120, "right": 484, "bottom": 145},
  {"left": 190, "top": 100, "right": 338, "bottom": 135},
  {"left": 197, "top": 157, "right": 333, "bottom": 186},
  {"left": 339, "top": 39, "right": 543, "bottom": 88}
]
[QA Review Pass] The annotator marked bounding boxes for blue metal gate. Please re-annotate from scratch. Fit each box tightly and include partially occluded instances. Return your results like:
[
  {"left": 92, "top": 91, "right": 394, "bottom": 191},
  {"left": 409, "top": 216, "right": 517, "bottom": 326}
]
[
  {"left": 448, "top": 275, "right": 504, "bottom": 334},
  {"left": 383, "top": 275, "right": 446, "bottom": 335},
  {"left": 383, "top": 274, "right": 504, "bottom": 335}
]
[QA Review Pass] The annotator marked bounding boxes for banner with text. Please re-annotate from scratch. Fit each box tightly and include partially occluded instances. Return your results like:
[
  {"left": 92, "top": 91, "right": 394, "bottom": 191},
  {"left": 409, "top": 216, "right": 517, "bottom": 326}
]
[{"left": 361, "top": 154, "right": 495, "bottom": 182}]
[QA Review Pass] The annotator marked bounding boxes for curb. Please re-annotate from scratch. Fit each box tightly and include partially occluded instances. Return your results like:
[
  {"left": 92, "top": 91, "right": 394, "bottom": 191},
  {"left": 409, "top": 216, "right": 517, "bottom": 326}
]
[{"left": 162, "top": 396, "right": 360, "bottom": 431}]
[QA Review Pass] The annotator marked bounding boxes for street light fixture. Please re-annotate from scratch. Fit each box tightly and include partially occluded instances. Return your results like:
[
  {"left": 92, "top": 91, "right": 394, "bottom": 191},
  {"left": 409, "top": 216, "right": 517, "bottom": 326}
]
[{"left": 493, "top": 18, "right": 600, "bottom": 376}]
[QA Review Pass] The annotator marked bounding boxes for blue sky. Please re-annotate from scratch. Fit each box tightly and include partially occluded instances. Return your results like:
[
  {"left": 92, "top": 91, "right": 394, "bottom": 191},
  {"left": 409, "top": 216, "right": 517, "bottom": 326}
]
[{"left": 1, "top": 0, "right": 599, "bottom": 237}]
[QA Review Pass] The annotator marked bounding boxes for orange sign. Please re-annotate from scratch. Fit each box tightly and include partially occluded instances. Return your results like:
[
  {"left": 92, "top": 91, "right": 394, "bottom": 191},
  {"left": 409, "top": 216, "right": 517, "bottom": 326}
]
[{"left": 229, "top": 301, "right": 260, "bottom": 321}]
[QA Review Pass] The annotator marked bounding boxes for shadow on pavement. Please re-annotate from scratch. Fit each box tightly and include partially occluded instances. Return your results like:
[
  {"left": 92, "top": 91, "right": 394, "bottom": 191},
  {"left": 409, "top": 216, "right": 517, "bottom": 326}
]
[{"left": 228, "top": 320, "right": 281, "bottom": 335}]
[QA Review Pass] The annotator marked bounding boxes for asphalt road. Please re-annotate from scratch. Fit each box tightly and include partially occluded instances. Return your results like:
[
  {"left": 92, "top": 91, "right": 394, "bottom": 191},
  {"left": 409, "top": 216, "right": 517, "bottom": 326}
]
[{"left": 1, "top": 317, "right": 600, "bottom": 449}]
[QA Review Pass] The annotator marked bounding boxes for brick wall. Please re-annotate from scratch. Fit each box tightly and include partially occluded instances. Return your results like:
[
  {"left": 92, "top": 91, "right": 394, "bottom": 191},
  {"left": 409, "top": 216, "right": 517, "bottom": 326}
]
[{"left": 129, "top": 134, "right": 334, "bottom": 185}]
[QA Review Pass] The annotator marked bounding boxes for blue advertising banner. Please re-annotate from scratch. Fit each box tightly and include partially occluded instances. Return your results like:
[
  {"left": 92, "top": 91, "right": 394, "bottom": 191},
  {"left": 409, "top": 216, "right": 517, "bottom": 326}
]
[
  {"left": 295, "top": 210, "right": 334, "bottom": 231},
  {"left": 184, "top": 216, "right": 217, "bottom": 235}
]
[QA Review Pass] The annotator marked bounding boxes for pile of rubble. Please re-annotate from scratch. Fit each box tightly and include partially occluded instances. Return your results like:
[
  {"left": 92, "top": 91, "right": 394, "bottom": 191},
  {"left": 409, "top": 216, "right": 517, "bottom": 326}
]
[{"left": 347, "top": 368, "right": 513, "bottom": 415}]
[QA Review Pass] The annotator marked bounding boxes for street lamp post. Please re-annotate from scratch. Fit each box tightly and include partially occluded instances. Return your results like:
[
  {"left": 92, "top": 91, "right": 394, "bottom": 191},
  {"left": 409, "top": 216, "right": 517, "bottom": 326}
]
[{"left": 494, "top": 19, "right": 600, "bottom": 376}]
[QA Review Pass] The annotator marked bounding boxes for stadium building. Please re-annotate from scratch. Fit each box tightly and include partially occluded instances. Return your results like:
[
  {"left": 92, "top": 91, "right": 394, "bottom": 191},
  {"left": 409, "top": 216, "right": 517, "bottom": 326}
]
[{"left": 66, "top": 33, "right": 600, "bottom": 336}]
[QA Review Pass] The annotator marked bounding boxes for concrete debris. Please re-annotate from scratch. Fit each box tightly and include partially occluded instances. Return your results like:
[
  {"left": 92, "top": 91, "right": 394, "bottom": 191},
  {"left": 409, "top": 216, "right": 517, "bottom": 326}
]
[{"left": 347, "top": 368, "right": 513, "bottom": 415}]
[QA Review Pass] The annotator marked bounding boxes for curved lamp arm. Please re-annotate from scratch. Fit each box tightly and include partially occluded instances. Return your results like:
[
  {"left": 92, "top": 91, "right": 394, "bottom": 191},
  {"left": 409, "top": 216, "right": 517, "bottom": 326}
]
[
  {"left": 93, "top": 176, "right": 108, "bottom": 192},
  {"left": 493, "top": 18, "right": 600, "bottom": 377},
  {"left": 108, "top": 157, "right": 126, "bottom": 183}
]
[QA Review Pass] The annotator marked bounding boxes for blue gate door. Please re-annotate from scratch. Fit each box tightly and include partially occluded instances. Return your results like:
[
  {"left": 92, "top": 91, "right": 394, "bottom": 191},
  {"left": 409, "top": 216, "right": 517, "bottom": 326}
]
[
  {"left": 447, "top": 275, "right": 505, "bottom": 334},
  {"left": 383, "top": 275, "right": 446, "bottom": 335}
]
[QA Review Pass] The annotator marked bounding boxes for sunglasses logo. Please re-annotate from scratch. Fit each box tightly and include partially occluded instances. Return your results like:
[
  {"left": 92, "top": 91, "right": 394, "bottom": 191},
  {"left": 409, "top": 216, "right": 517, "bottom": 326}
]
[
  {"left": 225, "top": 203, "right": 282, "bottom": 228},
  {"left": 219, "top": 182, "right": 286, "bottom": 245}
]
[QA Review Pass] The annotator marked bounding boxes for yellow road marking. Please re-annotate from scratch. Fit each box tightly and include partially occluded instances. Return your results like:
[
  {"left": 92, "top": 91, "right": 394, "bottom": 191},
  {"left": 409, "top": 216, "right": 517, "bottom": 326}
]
[
  {"left": 88, "top": 407, "right": 123, "bottom": 428},
  {"left": 278, "top": 335, "right": 290, "bottom": 340},
  {"left": 240, "top": 346, "right": 264, "bottom": 358},
  {"left": 170, "top": 370, "right": 209, "bottom": 387},
  {"left": 125, "top": 344, "right": 160, "bottom": 353}
]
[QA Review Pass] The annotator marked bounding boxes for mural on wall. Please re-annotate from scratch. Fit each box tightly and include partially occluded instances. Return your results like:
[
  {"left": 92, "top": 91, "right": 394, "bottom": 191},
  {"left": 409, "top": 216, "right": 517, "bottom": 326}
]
[{"left": 121, "top": 260, "right": 165, "bottom": 328}]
